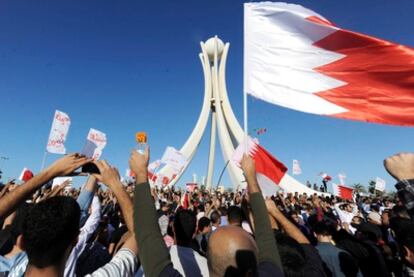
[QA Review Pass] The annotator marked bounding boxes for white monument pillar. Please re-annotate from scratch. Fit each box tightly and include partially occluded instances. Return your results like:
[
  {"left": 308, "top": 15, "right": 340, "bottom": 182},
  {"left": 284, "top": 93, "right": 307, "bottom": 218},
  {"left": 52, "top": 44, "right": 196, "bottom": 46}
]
[
  {"left": 154, "top": 36, "right": 323, "bottom": 195},
  {"left": 156, "top": 36, "right": 245, "bottom": 190}
]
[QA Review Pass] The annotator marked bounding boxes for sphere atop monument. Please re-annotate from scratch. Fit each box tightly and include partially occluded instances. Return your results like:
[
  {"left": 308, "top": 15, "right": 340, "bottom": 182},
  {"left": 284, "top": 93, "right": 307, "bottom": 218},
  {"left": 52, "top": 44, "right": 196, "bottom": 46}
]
[{"left": 204, "top": 37, "right": 225, "bottom": 61}]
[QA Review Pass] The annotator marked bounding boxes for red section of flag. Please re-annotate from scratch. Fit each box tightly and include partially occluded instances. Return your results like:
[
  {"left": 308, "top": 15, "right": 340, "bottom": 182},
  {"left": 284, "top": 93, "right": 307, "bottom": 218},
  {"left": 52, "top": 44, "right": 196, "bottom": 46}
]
[
  {"left": 181, "top": 192, "right": 189, "bottom": 210},
  {"left": 148, "top": 171, "right": 157, "bottom": 182},
  {"left": 252, "top": 144, "right": 288, "bottom": 185},
  {"left": 307, "top": 15, "right": 335, "bottom": 27},
  {"left": 338, "top": 185, "right": 353, "bottom": 200},
  {"left": 19, "top": 168, "right": 33, "bottom": 182},
  {"left": 312, "top": 21, "right": 414, "bottom": 126},
  {"left": 323, "top": 175, "right": 332, "bottom": 182},
  {"left": 162, "top": 176, "right": 170, "bottom": 185}
]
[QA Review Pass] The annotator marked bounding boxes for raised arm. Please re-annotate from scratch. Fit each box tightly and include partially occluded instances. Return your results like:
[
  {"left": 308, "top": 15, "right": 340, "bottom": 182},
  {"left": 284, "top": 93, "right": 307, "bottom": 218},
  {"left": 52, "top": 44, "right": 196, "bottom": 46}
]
[
  {"left": 0, "top": 154, "right": 90, "bottom": 218},
  {"left": 77, "top": 175, "right": 98, "bottom": 225},
  {"left": 240, "top": 154, "right": 283, "bottom": 269},
  {"left": 93, "top": 161, "right": 134, "bottom": 235},
  {"left": 265, "top": 199, "right": 309, "bottom": 244},
  {"left": 130, "top": 148, "right": 180, "bottom": 277}
]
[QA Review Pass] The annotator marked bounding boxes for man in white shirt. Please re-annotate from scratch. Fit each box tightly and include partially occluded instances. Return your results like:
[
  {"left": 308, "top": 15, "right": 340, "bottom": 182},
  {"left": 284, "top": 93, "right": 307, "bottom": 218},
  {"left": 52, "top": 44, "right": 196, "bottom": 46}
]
[{"left": 334, "top": 202, "right": 359, "bottom": 233}]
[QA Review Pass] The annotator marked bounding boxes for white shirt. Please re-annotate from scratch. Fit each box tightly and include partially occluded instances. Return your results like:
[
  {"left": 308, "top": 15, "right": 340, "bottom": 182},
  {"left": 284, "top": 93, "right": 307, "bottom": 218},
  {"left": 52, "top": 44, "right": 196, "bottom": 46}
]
[
  {"left": 135, "top": 245, "right": 209, "bottom": 277},
  {"left": 88, "top": 248, "right": 138, "bottom": 277},
  {"left": 64, "top": 196, "right": 101, "bottom": 277}
]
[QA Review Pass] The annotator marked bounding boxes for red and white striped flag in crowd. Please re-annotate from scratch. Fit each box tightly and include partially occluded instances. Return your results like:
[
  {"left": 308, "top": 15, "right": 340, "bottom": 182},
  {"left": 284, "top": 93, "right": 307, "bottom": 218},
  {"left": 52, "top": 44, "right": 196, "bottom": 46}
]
[
  {"left": 19, "top": 167, "right": 33, "bottom": 182},
  {"left": 244, "top": 2, "right": 414, "bottom": 126},
  {"left": 292, "top": 160, "right": 302, "bottom": 175},
  {"left": 232, "top": 137, "right": 327, "bottom": 196},
  {"left": 332, "top": 183, "right": 354, "bottom": 200},
  {"left": 147, "top": 159, "right": 162, "bottom": 182},
  {"left": 232, "top": 137, "right": 286, "bottom": 196},
  {"left": 320, "top": 172, "right": 332, "bottom": 182}
]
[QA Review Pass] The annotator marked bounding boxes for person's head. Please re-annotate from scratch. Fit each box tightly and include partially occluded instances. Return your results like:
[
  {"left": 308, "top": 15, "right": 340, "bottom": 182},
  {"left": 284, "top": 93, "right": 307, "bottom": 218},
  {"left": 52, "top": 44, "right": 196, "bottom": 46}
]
[
  {"left": 205, "top": 201, "right": 212, "bottom": 211},
  {"left": 173, "top": 209, "right": 196, "bottom": 247},
  {"left": 381, "top": 210, "right": 391, "bottom": 226},
  {"left": 394, "top": 222, "right": 414, "bottom": 267},
  {"left": 227, "top": 206, "right": 243, "bottom": 227},
  {"left": 208, "top": 226, "right": 258, "bottom": 276},
  {"left": 367, "top": 212, "right": 382, "bottom": 225},
  {"left": 392, "top": 205, "right": 411, "bottom": 219},
  {"left": 10, "top": 203, "right": 32, "bottom": 250},
  {"left": 343, "top": 203, "right": 353, "bottom": 213},
  {"left": 198, "top": 217, "right": 212, "bottom": 234},
  {"left": 22, "top": 196, "right": 80, "bottom": 268},
  {"left": 289, "top": 211, "right": 300, "bottom": 225},
  {"left": 313, "top": 221, "right": 333, "bottom": 243},
  {"left": 234, "top": 194, "right": 241, "bottom": 205},
  {"left": 161, "top": 201, "right": 172, "bottom": 215},
  {"left": 351, "top": 216, "right": 364, "bottom": 227},
  {"left": 274, "top": 232, "right": 307, "bottom": 276},
  {"left": 210, "top": 211, "right": 221, "bottom": 227},
  {"left": 370, "top": 204, "right": 380, "bottom": 213}
]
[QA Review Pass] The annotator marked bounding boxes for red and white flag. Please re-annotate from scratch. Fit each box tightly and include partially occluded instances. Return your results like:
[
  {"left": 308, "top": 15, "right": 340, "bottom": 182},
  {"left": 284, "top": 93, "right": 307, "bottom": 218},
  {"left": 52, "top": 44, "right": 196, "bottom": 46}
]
[
  {"left": 19, "top": 167, "right": 33, "bottom": 182},
  {"left": 232, "top": 137, "right": 323, "bottom": 196},
  {"left": 244, "top": 2, "right": 414, "bottom": 126},
  {"left": 319, "top": 172, "right": 332, "bottom": 182},
  {"left": 46, "top": 110, "right": 71, "bottom": 154},
  {"left": 161, "top": 147, "right": 188, "bottom": 174},
  {"left": 332, "top": 183, "right": 353, "bottom": 200}
]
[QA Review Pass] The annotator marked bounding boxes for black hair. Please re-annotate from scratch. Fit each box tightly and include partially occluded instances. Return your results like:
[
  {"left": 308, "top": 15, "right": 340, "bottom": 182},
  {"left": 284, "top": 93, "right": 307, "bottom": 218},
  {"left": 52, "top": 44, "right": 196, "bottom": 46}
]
[
  {"left": 394, "top": 221, "right": 414, "bottom": 259},
  {"left": 210, "top": 211, "right": 221, "bottom": 225},
  {"left": 10, "top": 203, "right": 32, "bottom": 244},
  {"left": 313, "top": 221, "right": 333, "bottom": 236},
  {"left": 23, "top": 196, "right": 80, "bottom": 268},
  {"left": 227, "top": 206, "right": 243, "bottom": 226},
  {"left": 274, "top": 231, "right": 307, "bottom": 276},
  {"left": 173, "top": 209, "right": 196, "bottom": 246},
  {"left": 198, "top": 217, "right": 211, "bottom": 232}
]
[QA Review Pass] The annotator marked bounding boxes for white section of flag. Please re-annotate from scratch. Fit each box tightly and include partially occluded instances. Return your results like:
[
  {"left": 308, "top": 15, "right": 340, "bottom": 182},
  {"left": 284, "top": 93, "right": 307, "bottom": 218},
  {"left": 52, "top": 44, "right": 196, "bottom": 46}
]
[
  {"left": 292, "top": 160, "right": 302, "bottom": 175},
  {"left": 46, "top": 110, "right": 71, "bottom": 154},
  {"left": 161, "top": 147, "right": 188, "bottom": 173},
  {"left": 375, "top": 177, "right": 386, "bottom": 192},
  {"left": 338, "top": 173, "right": 346, "bottom": 185},
  {"left": 244, "top": 2, "right": 347, "bottom": 115},
  {"left": 148, "top": 160, "right": 162, "bottom": 174}
]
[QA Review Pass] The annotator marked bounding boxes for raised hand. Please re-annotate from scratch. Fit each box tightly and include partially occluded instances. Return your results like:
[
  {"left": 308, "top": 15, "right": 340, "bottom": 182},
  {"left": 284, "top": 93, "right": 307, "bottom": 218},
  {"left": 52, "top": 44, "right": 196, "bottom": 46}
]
[
  {"left": 384, "top": 152, "right": 414, "bottom": 181},
  {"left": 240, "top": 154, "right": 256, "bottom": 180},
  {"left": 129, "top": 147, "right": 149, "bottom": 183},
  {"left": 47, "top": 153, "right": 91, "bottom": 177},
  {"left": 92, "top": 160, "right": 121, "bottom": 187}
]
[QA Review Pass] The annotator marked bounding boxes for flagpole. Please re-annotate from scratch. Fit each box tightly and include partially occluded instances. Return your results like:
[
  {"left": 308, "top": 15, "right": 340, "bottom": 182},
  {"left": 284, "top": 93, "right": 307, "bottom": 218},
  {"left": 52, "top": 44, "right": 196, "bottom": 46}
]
[
  {"left": 243, "top": 14, "right": 248, "bottom": 154},
  {"left": 40, "top": 151, "right": 48, "bottom": 171}
]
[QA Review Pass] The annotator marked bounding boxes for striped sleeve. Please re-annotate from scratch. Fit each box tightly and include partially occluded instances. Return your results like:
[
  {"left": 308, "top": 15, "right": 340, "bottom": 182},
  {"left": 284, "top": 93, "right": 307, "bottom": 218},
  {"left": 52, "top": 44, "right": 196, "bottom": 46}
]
[{"left": 87, "top": 248, "right": 138, "bottom": 277}]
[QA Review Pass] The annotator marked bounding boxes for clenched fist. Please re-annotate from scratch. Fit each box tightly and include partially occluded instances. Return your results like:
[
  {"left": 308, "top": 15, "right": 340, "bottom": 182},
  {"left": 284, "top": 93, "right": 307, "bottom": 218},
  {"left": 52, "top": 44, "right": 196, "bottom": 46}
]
[{"left": 384, "top": 152, "right": 414, "bottom": 181}]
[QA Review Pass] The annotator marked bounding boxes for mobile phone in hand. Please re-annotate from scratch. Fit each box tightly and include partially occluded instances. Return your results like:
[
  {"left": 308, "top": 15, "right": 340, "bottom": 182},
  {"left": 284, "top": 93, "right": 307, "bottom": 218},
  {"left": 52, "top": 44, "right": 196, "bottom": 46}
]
[{"left": 81, "top": 162, "right": 100, "bottom": 174}]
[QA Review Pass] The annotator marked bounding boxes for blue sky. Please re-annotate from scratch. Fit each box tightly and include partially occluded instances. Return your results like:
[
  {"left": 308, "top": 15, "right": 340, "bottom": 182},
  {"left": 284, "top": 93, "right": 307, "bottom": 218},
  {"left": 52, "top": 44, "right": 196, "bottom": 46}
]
[{"left": 0, "top": 0, "right": 413, "bottom": 192}]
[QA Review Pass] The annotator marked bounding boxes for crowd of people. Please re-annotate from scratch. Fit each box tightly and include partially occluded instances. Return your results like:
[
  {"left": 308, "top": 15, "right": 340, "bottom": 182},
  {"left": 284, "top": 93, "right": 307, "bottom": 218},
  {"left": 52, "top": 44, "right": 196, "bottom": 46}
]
[{"left": 1, "top": 149, "right": 414, "bottom": 277}]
